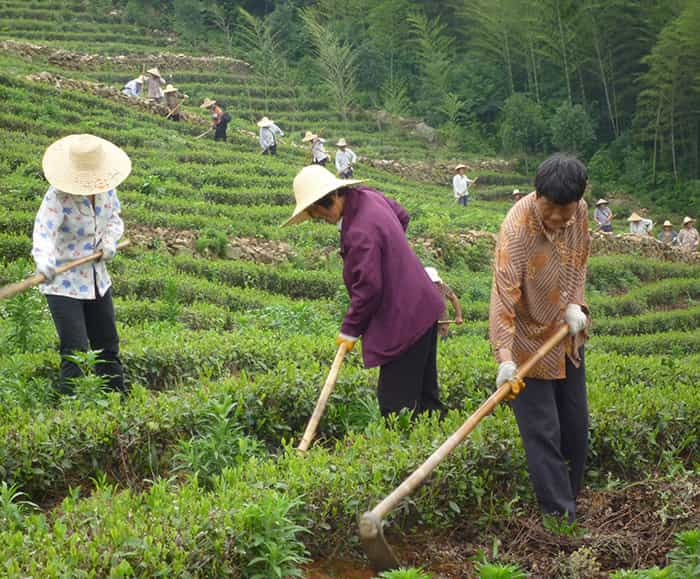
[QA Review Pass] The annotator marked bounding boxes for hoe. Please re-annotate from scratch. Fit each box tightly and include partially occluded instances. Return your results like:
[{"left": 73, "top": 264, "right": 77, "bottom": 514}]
[
  {"left": 360, "top": 325, "right": 570, "bottom": 571},
  {"left": 0, "top": 240, "right": 131, "bottom": 301}
]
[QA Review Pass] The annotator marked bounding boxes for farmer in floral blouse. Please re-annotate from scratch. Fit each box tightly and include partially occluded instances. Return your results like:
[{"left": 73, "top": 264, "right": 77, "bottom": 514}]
[{"left": 32, "top": 134, "right": 130, "bottom": 393}]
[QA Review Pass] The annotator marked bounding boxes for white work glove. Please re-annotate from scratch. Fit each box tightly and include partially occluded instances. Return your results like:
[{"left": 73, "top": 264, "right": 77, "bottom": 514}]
[
  {"left": 565, "top": 304, "right": 587, "bottom": 336},
  {"left": 496, "top": 361, "right": 517, "bottom": 388},
  {"left": 36, "top": 262, "right": 56, "bottom": 282},
  {"left": 101, "top": 243, "right": 117, "bottom": 262},
  {"left": 336, "top": 333, "right": 358, "bottom": 352}
]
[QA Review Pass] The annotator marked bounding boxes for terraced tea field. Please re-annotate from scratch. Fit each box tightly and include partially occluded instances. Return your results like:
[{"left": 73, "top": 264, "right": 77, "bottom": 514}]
[{"left": 0, "top": 2, "right": 699, "bottom": 576}]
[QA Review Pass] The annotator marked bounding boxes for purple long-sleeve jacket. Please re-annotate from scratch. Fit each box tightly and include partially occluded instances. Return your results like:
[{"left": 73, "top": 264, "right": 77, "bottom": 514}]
[{"left": 339, "top": 186, "right": 444, "bottom": 368}]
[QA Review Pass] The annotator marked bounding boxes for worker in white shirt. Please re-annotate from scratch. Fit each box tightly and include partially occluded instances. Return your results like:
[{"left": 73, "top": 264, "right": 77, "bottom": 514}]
[
  {"left": 258, "top": 117, "right": 284, "bottom": 155},
  {"left": 335, "top": 138, "right": 357, "bottom": 178},
  {"left": 122, "top": 75, "right": 144, "bottom": 98},
  {"left": 302, "top": 131, "right": 329, "bottom": 166},
  {"left": 628, "top": 212, "right": 653, "bottom": 236},
  {"left": 453, "top": 164, "right": 476, "bottom": 207}
]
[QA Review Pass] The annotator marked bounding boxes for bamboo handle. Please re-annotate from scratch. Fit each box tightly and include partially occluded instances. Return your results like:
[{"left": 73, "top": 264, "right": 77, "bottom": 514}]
[
  {"left": 371, "top": 325, "right": 569, "bottom": 519},
  {"left": 0, "top": 240, "right": 131, "bottom": 301},
  {"left": 297, "top": 343, "right": 348, "bottom": 452}
]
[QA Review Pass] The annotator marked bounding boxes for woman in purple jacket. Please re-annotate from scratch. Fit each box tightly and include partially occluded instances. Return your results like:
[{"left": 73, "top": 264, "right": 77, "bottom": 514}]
[{"left": 283, "top": 165, "right": 445, "bottom": 417}]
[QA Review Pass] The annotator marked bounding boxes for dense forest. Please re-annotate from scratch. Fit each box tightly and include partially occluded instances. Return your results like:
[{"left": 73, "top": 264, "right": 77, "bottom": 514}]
[{"left": 113, "top": 0, "right": 699, "bottom": 212}]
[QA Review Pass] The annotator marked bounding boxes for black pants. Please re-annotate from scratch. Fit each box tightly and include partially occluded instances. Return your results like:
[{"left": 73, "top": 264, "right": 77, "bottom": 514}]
[
  {"left": 339, "top": 168, "right": 353, "bottom": 178},
  {"left": 313, "top": 157, "right": 328, "bottom": 167},
  {"left": 214, "top": 123, "right": 228, "bottom": 141},
  {"left": 377, "top": 323, "right": 443, "bottom": 417},
  {"left": 46, "top": 288, "right": 125, "bottom": 393},
  {"left": 262, "top": 144, "right": 277, "bottom": 155},
  {"left": 510, "top": 349, "right": 588, "bottom": 521}
]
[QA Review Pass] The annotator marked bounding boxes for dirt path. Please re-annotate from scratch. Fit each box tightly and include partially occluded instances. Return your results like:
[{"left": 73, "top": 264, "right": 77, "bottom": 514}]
[{"left": 305, "top": 475, "right": 700, "bottom": 578}]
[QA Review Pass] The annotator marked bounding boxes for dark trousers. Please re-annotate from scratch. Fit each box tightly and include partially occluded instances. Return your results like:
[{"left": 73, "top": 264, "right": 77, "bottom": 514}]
[
  {"left": 339, "top": 168, "right": 353, "bottom": 179},
  {"left": 377, "top": 324, "right": 443, "bottom": 417},
  {"left": 46, "top": 288, "right": 125, "bottom": 393},
  {"left": 458, "top": 195, "right": 468, "bottom": 207},
  {"left": 214, "top": 123, "right": 228, "bottom": 141},
  {"left": 263, "top": 144, "right": 277, "bottom": 155},
  {"left": 313, "top": 157, "right": 328, "bottom": 167},
  {"left": 510, "top": 350, "right": 588, "bottom": 521}
]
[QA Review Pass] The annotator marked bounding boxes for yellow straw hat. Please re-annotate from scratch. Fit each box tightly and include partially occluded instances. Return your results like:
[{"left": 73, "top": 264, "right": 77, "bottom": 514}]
[
  {"left": 512, "top": 189, "right": 521, "bottom": 196},
  {"left": 282, "top": 165, "right": 364, "bottom": 227},
  {"left": 628, "top": 212, "right": 642, "bottom": 222},
  {"left": 683, "top": 216, "right": 695, "bottom": 225},
  {"left": 147, "top": 67, "right": 162, "bottom": 78},
  {"left": 163, "top": 84, "right": 177, "bottom": 94},
  {"left": 302, "top": 131, "right": 319, "bottom": 142},
  {"left": 663, "top": 220, "right": 672, "bottom": 227},
  {"left": 336, "top": 138, "right": 348, "bottom": 147},
  {"left": 454, "top": 164, "right": 467, "bottom": 171},
  {"left": 257, "top": 116, "right": 274, "bottom": 127},
  {"left": 596, "top": 199, "right": 608, "bottom": 206},
  {"left": 42, "top": 134, "right": 131, "bottom": 196},
  {"left": 200, "top": 98, "right": 216, "bottom": 109}
]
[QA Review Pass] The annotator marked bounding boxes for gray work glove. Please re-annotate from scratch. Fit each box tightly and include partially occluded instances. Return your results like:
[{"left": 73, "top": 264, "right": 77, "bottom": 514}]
[
  {"left": 496, "top": 361, "right": 517, "bottom": 388},
  {"left": 565, "top": 304, "right": 587, "bottom": 335}
]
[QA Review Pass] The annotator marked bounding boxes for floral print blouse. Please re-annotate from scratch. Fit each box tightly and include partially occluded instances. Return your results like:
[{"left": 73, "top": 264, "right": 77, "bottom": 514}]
[{"left": 32, "top": 186, "right": 124, "bottom": 299}]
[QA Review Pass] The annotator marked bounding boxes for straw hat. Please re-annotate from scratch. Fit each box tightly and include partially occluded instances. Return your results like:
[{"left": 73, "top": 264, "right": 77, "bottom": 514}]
[
  {"left": 163, "top": 84, "right": 177, "bottom": 94},
  {"left": 425, "top": 267, "right": 442, "bottom": 284},
  {"left": 147, "top": 67, "right": 162, "bottom": 78},
  {"left": 512, "top": 189, "right": 521, "bottom": 197},
  {"left": 200, "top": 98, "right": 216, "bottom": 109},
  {"left": 683, "top": 216, "right": 695, "bottom": 225},
  {"left": 628, "top": 212, "right": 642, "bottom": 222},
  {"left": 455, "top": 164, "right": 467, "bottom": 171},
  {"left": 596, "top": 199, "right": 608, "bottom": 206},
  {"left": 42, "top": 134, "right": 131, "bottom": 196},
  {"left": 302, "top": 131, "right": 318, "bottom": 143},
  {"left": 282, "top": 165, "right": 364, "bottom": 227},
  {"left": 663, "top": 220, "right": 672, "bottom": 227},
  {"left": 336, "top": 138, "right": 348, "bottom": 147},
  {"left": 257, "top": 116, "right": 274, "bottom": 128}
]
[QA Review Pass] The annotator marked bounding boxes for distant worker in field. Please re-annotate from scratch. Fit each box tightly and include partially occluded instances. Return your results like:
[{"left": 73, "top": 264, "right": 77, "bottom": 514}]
[
  {"left": 283, "top": 165, "right": 446, "bottom": 418},
  {"left": 677, "top": 216, "right": 699, "bottom": 250},
  {"left": 335, "top": 138, "right": 357, "bottom": 178},
  {"left": 33, "top": 134, "right": 130, "bottom": 394},
  {"left": 163, "top": 84, "right": 182, "bottom": 121},
  {"left": 122, "top": 74, "right": 144, "bottom": 98},
  {"left": 303, "top": 131, "right": 329, "bottom": 166},
  {"left": 425, "top": 266, "right": 463, "bottom": 340},
  {"left": 453, "top": 164, "right": 476, "bottom": 207},
  {"left": 490, "top": 154, "right": 591, "bottom": 523},
  {"left": 512, "top": 189, "right": 524, "bottom": 202},
  {"left": 657, "top": 220, "right": 677, "bottom": 245},
  {"left": 594, "top": 199, "right": 613, "bottom": 233},
  {"left": 258, "top": 116, "right": 284, "bottom": 155},
  {"left": 201, "top": 98, "right": 230, "bottom": 142},
  {"left": 628, "top": 212, "right": 653, "bottom": 236},
  {"left": 146, "top": 67, "right": 166, "bottom": 102}
]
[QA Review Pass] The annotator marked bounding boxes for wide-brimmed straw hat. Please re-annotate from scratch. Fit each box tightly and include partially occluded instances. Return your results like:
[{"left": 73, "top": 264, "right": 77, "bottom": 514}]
[
  {"left": 683, "top": 216, "right": 695, "bottom": 225},
  {"left": 336, "top": 138, "right": 348, "bottom": 147},
  {"left": 302, "top": 131, "right": 318, "bottom": 143},
  {"left": 257, "top": 116, "right": 274, "bottom": 128},
  {"left": 282, "top": 165, "right": 364, "bottom": 227},
  {"left": 147, "top": 67, "right": 162, "bottom": 78},
  {"left": 454, "top": 164, "right": 467, "bottom": 171},
  {"left": 663, "top": 220, "right": 672, "bottom": 227},
  {"left": 163, "top": 84, "right": 177, "bottom": 94},
  {"left": 596, "top": 198, "right": 608, "bottom": 206},
  {"left": 42, "top": 134, "right": 131, "bottom": 196},
  {"left": 425, "top": 267, "right": 442, "bottom": 284},
  {"left": 512, "top": 189, "right": 521, "bottom": 196},
  {"left": 200, "top": 98, "right": 216, "bottom": 109},
  {"left": 628, "top": 212, "right": 642, "bottom": 222}
]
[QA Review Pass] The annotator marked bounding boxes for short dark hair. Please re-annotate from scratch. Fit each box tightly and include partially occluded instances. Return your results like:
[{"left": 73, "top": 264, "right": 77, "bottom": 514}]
[
  {"left": 313, "top": 188, "right": 347, "bottom": 209},
  {"left": 534, "top": 154, "right": 587, "bottom": 205}
]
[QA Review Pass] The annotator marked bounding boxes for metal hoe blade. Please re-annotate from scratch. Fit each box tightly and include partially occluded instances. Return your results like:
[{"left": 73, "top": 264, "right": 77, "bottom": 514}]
[{"left": 359, "top": 511, "right": 399, "bottom": 572}]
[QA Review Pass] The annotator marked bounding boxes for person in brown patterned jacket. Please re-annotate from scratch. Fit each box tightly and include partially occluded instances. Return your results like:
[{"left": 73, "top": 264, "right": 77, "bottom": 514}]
[{"left": 489, "top": 153, "right": 591, "bottom": 523}]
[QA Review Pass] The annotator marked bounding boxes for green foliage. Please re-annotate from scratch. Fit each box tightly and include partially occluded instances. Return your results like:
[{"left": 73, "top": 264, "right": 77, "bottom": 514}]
[
  {"left": 611, "top": 529, "right": 700, "bottom": 578},
  {"left": 499, "top": 93, "right": 547, "bottom": 157},
  {"left": 0, "top": 263, "right": 46, "bottom": 354},
  {"left": 0, "top": 481, "right": 37, "bottom": 531},
  {"left": 550, "top": 101, "right": 596, "bottom": 158},
  {"left": 195, "top": 227, "right": 228, "bottom": 257},
  {"left": 378, "top": 569, "right": 433, "bottom": 579}
]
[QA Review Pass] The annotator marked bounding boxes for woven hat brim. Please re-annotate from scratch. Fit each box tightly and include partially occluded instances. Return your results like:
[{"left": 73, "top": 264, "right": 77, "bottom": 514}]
[
  {"left": 42, "top": 135, "right": 131, "bottom": 196},
  {"left": 257, "top": 119, "right": 274, "bottom": 127},
  {"left": 281, "top": 178, "right": 365, "bottom": 227}
]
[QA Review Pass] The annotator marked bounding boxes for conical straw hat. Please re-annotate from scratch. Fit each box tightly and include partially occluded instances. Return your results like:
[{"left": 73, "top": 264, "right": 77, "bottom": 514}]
[
  {"left": 596, "top": 198, "right": 608, "bottom": 206},
  {"left": 42, "top": 134, "right": 131, "bottom": 196},
  {"left": 282, "top": 165, "right": 364, "bottom": 227},
  {"left": 628, "top": 212, "right": 642, "bottom": 222},
  {"left": 683, "top": 216, "right": 695, "bottom": 225},
  {"left": 200, "top": 98, "right": 216, "bottom": 109},
  {"left": 257, "top": 116, "right": 274, "bottom": 127},
  {"left": 454, "top": 164, "right": 467, "bottom": 171},
  {"left": 163, "top": 84, "right": 177, "bottom": 94},
  {"left": 302, "top": 131, "right": 318, "bottom": 142},
  {"left": 147, "top": 67, "right": 162, "bottom": 78},
  {"left": 336, "top": 138, "right": 347, "bottom": 147}
]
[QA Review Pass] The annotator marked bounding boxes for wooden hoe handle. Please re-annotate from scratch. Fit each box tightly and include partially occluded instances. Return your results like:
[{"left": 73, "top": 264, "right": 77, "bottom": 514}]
[
  {"left": 297, "top": 342, "right": 348, "bottom": 452},
  {"left": 371, "top": 324, "right": 569, "bottom": 520},
  {"left": 0, "top": 240, "right": 131, "bottom": 301}
]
